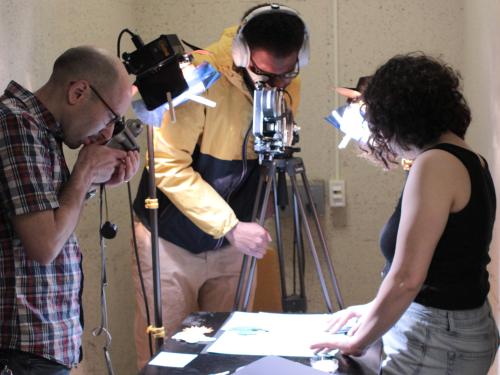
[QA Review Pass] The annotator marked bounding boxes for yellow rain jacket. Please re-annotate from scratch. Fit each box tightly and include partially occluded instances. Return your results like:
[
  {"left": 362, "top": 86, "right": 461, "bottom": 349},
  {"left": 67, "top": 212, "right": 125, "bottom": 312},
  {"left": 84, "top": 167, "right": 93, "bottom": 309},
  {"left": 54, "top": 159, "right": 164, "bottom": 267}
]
[{"left": 133, "top": 26, "right": 301, "bottom": 253}]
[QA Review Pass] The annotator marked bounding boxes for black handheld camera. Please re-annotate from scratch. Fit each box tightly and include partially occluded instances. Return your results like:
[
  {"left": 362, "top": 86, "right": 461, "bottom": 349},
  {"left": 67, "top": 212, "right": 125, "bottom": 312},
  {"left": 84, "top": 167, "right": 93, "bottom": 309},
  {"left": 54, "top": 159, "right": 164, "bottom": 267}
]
[{"left": 106, "top": 119, "right": 143, "bottom": 151}]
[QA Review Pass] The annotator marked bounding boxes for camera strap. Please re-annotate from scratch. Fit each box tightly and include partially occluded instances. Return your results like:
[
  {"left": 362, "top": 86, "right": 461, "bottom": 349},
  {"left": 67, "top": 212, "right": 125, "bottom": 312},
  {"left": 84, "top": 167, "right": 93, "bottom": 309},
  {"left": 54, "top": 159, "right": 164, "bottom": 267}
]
[{"left": 91, "top": 185, "right": 115, "bottom": 375}]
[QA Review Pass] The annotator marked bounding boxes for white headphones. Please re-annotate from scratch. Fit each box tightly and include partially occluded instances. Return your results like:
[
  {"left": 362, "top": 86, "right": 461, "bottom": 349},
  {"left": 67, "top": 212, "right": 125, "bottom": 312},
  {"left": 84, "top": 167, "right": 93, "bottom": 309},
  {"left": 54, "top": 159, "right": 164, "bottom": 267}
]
[{"left": 232, "top": 3, "right": 310, "bottom": 68}]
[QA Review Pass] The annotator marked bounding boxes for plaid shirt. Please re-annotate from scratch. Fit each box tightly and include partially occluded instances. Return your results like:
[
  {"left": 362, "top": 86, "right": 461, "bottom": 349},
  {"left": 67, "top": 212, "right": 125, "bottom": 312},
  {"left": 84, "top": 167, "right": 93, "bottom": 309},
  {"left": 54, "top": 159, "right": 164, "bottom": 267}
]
[{"left": 0, "top": 81, "right": 82, "bottom": 367}]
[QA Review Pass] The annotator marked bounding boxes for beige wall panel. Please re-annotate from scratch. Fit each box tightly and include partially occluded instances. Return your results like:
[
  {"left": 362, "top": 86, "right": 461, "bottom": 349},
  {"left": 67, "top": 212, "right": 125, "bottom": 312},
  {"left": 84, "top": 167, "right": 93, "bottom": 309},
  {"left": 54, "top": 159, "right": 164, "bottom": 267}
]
[{"left": 463, "top": 1, "right": 500, "bottom": 373}]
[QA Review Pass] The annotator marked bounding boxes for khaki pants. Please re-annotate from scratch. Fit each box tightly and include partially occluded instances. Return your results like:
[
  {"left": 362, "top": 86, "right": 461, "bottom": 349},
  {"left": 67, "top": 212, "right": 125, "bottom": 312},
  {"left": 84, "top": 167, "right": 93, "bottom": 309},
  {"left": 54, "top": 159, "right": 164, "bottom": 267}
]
[{"left": 130, "top": 220, "right": 254, "bottom": 370}]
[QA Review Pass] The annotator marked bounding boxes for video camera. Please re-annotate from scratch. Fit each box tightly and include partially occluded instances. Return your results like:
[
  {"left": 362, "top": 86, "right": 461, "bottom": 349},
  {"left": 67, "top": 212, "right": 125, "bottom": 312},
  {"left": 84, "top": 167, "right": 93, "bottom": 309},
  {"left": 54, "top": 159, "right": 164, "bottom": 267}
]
[{"left": 252, "top": 83, "right": 300, "bottom": 163}]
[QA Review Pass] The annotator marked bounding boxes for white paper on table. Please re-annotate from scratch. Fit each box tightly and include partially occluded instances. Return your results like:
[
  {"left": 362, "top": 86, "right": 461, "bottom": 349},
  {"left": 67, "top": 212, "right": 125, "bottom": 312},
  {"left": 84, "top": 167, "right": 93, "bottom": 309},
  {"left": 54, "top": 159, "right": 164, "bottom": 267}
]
[
  {"left": 220, "top": 312, "right": 328, "bottom": 332},
  {"left": 206, "top": 312, "right": 341, "bottom": 357},
  {"left": 220, "top": 311, "right": 275, "bottom": 331},
  {"left": 148, "top": 351, "right": 197, "bottom": 367}
]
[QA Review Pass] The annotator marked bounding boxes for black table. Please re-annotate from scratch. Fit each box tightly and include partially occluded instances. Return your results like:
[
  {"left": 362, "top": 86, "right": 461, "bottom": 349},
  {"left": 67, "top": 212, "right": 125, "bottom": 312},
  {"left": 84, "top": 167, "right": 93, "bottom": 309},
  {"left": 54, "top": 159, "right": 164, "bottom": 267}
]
[{"left": 139, "top": 312, "right": 382, "bottom": 375}]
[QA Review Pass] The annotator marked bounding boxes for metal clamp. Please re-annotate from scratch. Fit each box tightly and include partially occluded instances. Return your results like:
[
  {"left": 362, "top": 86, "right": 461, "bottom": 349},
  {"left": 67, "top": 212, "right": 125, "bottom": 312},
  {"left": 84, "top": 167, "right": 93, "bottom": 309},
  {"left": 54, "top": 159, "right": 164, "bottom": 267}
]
[
  {"left": 147, "top": 325, "right": 166, "bottom": 339},
  {"left": 144, "top": 198, "right": 159, "bottom": 209}
]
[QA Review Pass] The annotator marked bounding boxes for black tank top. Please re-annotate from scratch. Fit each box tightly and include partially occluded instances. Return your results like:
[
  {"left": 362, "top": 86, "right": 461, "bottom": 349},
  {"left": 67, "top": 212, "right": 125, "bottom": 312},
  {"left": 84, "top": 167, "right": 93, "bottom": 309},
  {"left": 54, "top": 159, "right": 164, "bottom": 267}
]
[{"left": 380, "top": 144, "right": 496, "bottom": 310}]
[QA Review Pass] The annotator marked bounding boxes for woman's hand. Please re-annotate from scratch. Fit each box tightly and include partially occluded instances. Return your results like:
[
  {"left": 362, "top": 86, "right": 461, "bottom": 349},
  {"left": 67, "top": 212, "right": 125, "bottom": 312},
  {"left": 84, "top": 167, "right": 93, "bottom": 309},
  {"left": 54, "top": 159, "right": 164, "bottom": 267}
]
[
  {"left": 311, "top": 333, "right": 366, "bottom": 357},
  {"left": 325, "top": 303, "right": 370, "bottom": 336},
  {"left": 310, "top": 303, "right": 371, "bottom": 356}
]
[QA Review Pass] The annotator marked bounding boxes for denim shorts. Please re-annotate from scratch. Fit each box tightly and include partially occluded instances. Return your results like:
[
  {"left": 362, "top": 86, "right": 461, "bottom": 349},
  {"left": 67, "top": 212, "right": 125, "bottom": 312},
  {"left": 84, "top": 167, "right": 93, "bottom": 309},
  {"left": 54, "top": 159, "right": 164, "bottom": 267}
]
[{"left": 380, "top": 301, "right": 499, "bottom": 375}]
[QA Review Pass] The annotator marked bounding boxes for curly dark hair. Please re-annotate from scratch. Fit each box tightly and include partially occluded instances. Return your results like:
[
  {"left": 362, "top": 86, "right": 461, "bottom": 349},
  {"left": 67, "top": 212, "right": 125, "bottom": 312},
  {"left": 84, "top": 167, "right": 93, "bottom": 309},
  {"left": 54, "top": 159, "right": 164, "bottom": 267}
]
[
  {"left": 241, "top": 3, "right": 305, "bottom": 57},
  {"left": 362, "top": 53, "right": 471, "bottom": 168}
]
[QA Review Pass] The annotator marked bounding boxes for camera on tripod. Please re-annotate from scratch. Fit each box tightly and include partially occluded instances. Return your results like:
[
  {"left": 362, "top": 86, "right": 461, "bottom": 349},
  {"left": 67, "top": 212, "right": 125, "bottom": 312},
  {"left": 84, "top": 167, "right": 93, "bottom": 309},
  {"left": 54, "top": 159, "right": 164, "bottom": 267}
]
[
  {"left": 235, "top": 84, "right": 344, "bottom": 314},
  {"left": 252, "top": 83, "right": 300, "bottom": 163}
]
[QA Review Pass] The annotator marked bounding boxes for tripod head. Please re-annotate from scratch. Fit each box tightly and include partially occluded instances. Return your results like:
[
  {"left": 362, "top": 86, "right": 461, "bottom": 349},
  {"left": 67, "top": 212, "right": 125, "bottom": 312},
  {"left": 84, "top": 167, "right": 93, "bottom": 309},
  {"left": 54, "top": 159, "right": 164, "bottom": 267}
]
[{"left": 252, "top": 83, "right": 300, "bottom": 163}]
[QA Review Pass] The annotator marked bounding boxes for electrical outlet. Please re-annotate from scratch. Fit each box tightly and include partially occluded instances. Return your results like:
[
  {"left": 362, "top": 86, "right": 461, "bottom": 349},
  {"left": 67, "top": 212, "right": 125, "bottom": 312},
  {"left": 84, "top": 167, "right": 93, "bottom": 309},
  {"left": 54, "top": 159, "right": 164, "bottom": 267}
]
[{"left": 329, "top": 179, "right": 346, "bottom": 207}]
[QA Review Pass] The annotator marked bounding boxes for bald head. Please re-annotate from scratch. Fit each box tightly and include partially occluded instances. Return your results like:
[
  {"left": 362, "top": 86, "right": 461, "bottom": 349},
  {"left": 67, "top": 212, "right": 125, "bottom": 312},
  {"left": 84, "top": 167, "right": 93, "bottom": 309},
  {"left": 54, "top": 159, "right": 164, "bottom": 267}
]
[
  {"left": 35, "top": 46, "right": 133, "bottom": 148},
  {"left": 49, "top": 46, "right": 126, "bottom": 94}
]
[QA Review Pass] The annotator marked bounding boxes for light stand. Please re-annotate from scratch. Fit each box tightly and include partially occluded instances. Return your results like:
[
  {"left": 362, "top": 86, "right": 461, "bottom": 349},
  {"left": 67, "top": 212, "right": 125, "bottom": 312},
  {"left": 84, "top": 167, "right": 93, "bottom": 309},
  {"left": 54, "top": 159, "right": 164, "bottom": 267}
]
[
  {"left": 122, "top": 29, "right": 221, "bottom": 355},
  {"left": 122, "top": 33, "right": 189, "bottom": 354},
  {"left": 144, "top": 124, "right": 164, "bottom": 351}
]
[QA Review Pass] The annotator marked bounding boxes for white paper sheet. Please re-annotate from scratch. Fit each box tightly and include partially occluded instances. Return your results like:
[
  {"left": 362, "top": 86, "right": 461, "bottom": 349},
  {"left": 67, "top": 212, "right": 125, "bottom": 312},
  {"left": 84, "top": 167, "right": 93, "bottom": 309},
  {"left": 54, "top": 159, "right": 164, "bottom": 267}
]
[
  {"left": 206, "top": 312, "right": 342, "bottom": 357},
  {"left": 148, "top": 351, "right": 197, "bottom": 367}
]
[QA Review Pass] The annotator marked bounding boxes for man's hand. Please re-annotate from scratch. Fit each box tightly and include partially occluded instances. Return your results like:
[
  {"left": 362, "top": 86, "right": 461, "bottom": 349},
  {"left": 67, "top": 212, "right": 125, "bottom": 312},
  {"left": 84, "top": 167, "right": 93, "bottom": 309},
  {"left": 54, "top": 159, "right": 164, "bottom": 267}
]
[
  {"left": 225, "top": 222, "right": 272, "bottom": 258},
  {"left": 81, "top": 125, "right": 141, "bottom": 186},
  {"left": 105, "top": 150, "right": 140, "bottom": 187},
  {"left": 72, "top": 144, "right": 127, "bottom": 187},
  {"left": 13, "top": 144, "right": 131, "bottom": 265}
]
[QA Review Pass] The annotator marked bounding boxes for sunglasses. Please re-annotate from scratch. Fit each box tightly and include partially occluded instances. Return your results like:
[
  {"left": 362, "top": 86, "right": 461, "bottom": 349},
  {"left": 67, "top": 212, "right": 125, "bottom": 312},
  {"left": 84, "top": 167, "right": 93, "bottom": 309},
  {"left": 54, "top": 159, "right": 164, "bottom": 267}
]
[{"left": 248, "top": 57, "right": 300, "bottom": 81}]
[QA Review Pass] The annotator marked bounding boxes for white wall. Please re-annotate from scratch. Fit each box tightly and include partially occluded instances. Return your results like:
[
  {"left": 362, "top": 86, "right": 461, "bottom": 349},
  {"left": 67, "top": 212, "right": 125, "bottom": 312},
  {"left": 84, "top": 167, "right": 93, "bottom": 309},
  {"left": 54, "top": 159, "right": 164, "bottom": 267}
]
[
  {"left": 3, "top": 1, "right": 493, "bottom": 374},
  {"left": 463, "top": 1, "right": 500, "bottom": 373}
]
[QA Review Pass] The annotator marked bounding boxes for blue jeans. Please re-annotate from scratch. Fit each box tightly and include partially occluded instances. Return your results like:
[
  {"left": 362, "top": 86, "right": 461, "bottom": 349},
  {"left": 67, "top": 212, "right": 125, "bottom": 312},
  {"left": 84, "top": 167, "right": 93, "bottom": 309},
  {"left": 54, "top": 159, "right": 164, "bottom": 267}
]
[
  {"left": 0, "top": 349, "right": 70, "bottom": 375},
  {"left": 381, "top": 301, "right": 499, "bottom": 375}
]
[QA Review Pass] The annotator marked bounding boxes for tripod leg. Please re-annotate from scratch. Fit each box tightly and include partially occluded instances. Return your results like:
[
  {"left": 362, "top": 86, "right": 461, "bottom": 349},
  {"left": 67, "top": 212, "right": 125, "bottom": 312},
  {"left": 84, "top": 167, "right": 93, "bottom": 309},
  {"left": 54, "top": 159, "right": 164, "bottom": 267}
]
[
  {"left": 233, "top": 164, "right": 267, "bottom": 310},
  {"left": 234, "top": 161, "right": 277, "bottom": 311},
  {"left": 300, "top": 170, "right": 344, "bottom": 310},
  {"left": 274, "top": 186, "right": 308, "bottom": 313},
  {"left": 291, "top": 192, "right": 306, "bottom": 300},
  {"left": 288, "top": 172, "right": 335, "bottom": 312},
  {"left": 241, "top": 161, "right": 277, "bottom": 311},
  {"left": 233, "top": 255, "right": 249, "bottom": 311},
  {"left": 272, "top": 172, "right": 288, "bottom": 301}
]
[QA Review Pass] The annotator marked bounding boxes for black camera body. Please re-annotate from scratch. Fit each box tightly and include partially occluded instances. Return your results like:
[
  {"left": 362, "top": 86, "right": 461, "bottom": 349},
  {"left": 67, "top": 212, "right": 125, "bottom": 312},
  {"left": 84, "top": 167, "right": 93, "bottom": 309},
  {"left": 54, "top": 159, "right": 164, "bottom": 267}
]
[
  {"left": 106, "top": 119, "right": 143, "bottom": 151},
  {"left": 122, "top": 35, "right": 189, "bottom": 110}
]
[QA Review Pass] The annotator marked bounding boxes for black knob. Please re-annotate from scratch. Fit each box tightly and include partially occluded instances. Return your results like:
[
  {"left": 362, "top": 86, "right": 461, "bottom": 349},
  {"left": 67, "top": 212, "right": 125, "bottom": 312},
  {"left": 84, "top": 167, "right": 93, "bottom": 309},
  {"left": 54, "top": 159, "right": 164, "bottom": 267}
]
[{"left": 100, "top": 221, "right": 118, "bottom": 239}]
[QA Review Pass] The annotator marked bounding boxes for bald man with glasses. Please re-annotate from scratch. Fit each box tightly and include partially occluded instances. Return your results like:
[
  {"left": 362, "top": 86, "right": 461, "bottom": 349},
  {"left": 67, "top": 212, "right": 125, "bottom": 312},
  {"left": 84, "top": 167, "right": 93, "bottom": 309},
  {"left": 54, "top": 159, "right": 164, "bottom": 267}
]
[{"left": 0, "top": 46, "right": 139, "bottom": 374}]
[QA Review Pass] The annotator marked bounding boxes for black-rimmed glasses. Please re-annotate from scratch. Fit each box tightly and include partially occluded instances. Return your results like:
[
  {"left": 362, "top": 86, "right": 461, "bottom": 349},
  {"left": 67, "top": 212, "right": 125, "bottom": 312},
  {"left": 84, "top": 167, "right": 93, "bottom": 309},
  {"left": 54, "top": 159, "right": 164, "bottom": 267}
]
[
  {"left": 89, "top": 84, "right": 124, "bottom": 133},
  {"left": 248, "top": 57, "right": 300, "bottom": 81}
]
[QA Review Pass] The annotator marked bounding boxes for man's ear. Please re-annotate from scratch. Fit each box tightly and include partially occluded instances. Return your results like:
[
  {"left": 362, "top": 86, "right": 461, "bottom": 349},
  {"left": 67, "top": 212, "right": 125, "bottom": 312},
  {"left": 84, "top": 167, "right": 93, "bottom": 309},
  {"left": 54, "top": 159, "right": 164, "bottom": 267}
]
[{"left": 67, "top": 80, "right": 90, "bottom": 105}]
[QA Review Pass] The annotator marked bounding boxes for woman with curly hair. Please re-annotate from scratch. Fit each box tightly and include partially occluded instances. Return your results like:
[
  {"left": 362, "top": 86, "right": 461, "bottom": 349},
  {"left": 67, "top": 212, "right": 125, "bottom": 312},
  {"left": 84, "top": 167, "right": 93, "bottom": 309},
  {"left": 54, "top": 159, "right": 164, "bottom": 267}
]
[{"left": 311, "top": 53, "right": 499, "bottom": 374}]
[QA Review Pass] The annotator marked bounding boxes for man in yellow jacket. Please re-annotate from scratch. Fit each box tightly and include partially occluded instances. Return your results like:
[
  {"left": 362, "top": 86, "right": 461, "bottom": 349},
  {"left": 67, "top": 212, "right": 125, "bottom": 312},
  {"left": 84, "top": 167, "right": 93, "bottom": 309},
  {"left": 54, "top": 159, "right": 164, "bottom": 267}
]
[{"left": 131, "top": 3, "right": 308, "bottom": 368}]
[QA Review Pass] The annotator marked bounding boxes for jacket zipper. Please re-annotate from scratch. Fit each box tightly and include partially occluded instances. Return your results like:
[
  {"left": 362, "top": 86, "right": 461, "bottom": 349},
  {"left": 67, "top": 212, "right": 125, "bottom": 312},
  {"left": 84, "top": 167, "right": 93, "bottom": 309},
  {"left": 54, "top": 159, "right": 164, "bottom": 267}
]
[{"left": 213, "top": 123, "right": 252, "bottom": 250}]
